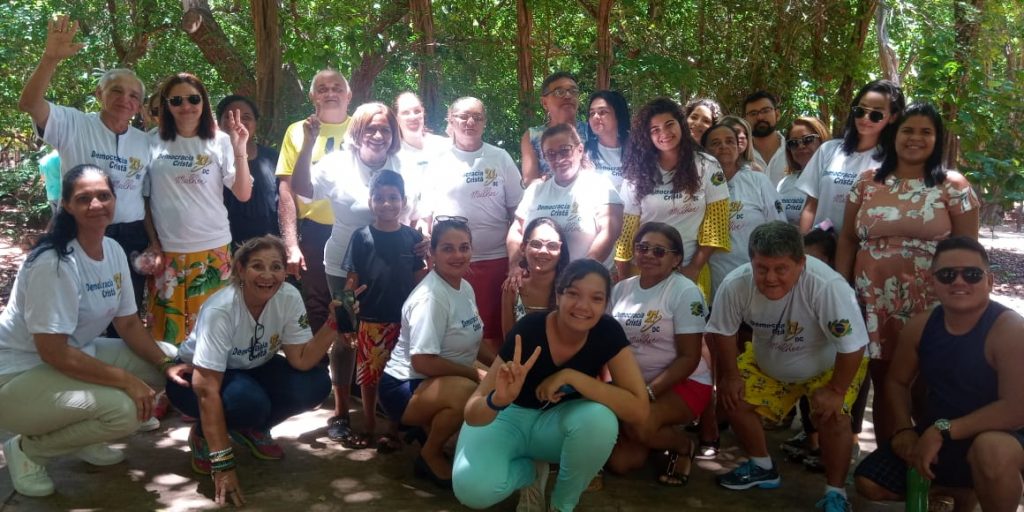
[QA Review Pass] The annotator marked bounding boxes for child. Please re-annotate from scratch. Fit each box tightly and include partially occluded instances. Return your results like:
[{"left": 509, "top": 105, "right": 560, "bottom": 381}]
[{"left": 341, "top": 170, "right": 428, "bottom": 451}]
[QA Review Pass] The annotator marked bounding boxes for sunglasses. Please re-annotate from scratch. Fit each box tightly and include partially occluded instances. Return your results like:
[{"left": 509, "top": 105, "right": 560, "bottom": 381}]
[
  {"left": 933, "top": 266, "right": 986, "bottom": 285},
  {"left": 167, "top": 94, "right": 202, "bottom": 107},
  {"left": 786, "top": 134, "right": 821, "bottom": 149},
  {"left": 542, "top": 87, "right": 580, "bottom": 99},
  {"left": 851, "top": 105, "right": 886, "bottom": 123},
  {"left": 543, "top": 144, "right": 577, "bottom": 163},
  {"left": 435, "top": 215, "right": 469, "bottom": 224},
  {"left": 634, "top": 243, "right": 679, "bottom": 258},
  {"left": 527, "top": 239, "right": 562, "bottom": 252}
]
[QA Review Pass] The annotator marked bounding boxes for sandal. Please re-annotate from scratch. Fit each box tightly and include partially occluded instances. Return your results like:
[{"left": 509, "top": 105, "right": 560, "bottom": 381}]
[
  {"left": 327, "top": 415, "right": 352, "bottom": 442},
  {"left": 375, "top": 434, "right": 402, "bottom": 454},
  {"left": 658, "top": 439, "right": 696, "bottom": 487},
  {"left": 341, "top": 431, "right": 371, "bottom": 449}
]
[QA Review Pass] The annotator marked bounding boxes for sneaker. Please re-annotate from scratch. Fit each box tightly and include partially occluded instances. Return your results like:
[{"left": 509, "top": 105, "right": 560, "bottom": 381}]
[
  {"left": 802, "top": 449, "right": 824, "bottom": 473},
  {"left": 3, "top": 435, "right": 55, "bottom": 497},
  {"left": 187, "top": 425, "right": 211, "bottom": 475},
  {"left": 230, "top": 428, "right": 284, "bottom": 460},
  {"left": 717, "top": 459, "right": 781, "bottom": 490},
  {"left": 137, "top": 416, "right": 161, "bottom": 432},
  {"left": 694, "top": 438, "right": 720, "bottom": 460},
  {"left": 75, "top": 443, "right": 125, "bottom": 466},
  {"left": 780, "top": 431, "right": 808, "bottom": 460},
  {"left": 815, "top": 490, "right": 851, "bottom": 512},
  {"left": 516, "top": 460, "right": 550, "bottom": 512}
]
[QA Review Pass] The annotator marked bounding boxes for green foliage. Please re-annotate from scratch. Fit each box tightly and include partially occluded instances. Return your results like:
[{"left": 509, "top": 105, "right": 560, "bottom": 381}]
[{"left": 0, "top": 156, "right": 51, "bottom": 237}]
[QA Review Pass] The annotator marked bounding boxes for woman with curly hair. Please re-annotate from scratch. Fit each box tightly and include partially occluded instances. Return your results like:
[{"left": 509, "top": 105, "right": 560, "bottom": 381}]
[{"left": 684, "top": 98, "right": 722, "bottom": 144}]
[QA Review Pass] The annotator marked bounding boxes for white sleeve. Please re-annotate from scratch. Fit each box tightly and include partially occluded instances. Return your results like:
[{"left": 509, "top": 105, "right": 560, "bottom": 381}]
[
  {"left": 703, "top": 156, "right": 731, "bottom": 204},
  {"left": 281, "top": 286, "right": 313, "bottom": 344},
  {"left": 37, "top": 102, "right": 76, "bottom": 148},
  {"left": 515, "top": 181, "right": 539, "bottom": 220},
  {"left": 796, "top": 141, "right": 833, "bottom": 199},
  {"left": 672, "top": 281, "right": 708, "bottom": 335},
  {"left": 190, "top": 306, "right": 237, "bottom": 372},
  {"left": 218, "top": 134, "right": 237, "bottom": 187},
  {"left": 406, "top": 296, "right": 448, "bottom": 356},
  {"left": 706, "top": 276, "right": 745, "bottom": 336},
  {"left": 817, "top": 280, "right": 869, "bottom": 354},
  {"left": 501, "top": 151, "right": 525, "bottom": 209},
  {"left": 23, "top": 257, "right": 79, "bottom": 335},
  {"left": 620, "top": 180, "right": 640, "bottom": 216}
]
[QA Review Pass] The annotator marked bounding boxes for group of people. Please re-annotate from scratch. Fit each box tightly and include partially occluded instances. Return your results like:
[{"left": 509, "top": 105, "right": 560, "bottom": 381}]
[{"left": 0, "top": 14, "right": 1021, "bottom": 512}]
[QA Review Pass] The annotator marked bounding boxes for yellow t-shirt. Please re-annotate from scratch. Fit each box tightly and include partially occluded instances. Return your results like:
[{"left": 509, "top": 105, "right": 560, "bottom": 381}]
[{"left": 275, "top": 118, "right": 351, "bottom": 225}]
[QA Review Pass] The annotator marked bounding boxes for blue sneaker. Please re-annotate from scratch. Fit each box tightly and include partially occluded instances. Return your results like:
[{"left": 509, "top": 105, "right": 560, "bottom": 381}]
[
  {"left": 816, "top": 490, "right": 851, "bottom": 511},
  {"left": 717, "top": 459, "right": 781, "bottom": 490}
]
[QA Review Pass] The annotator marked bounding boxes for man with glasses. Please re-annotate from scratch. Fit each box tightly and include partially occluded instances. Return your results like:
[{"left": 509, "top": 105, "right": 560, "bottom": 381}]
[
  {"left": 425, "top": 97, "right": 524, "bottom": 356},
  {"left": 708, "top": 221, "right": 868, "bottom": 512},
  {"left": 742, "top": 91, "right": 788, "bottom": 186},
  {"left": 855, "top": 236, "right": 1024, "bottom": 512}
]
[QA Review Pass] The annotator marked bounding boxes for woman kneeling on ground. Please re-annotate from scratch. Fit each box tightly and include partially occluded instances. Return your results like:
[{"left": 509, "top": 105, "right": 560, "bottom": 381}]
[
  {"left": 454, "top": 259, "right": 649, "bottom": 512},
  {"left": 0, "top": 165, "right": 183, "bottom": 498},
  {"left": 165, "top": 235, "right": 334, "bottom": 506},
  {"left": 606, "top": 222, "right": 712, "bottom": 486}
]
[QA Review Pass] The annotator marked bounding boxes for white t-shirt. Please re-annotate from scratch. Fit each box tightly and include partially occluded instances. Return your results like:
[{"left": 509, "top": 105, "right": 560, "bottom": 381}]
[
  {"left": 38, "top": 103, "right": 150, "bottom": 224},
  {"left": 609, "top": 273, "right": 711, "bottom": 385},
  {"left": 384, "top": 271, "right": 483, "bottom": 380},
  {"left": 776, "top": 172, "right": 806, "bottom": 226},
  {"left": 709, "top": 167, "right": 785, "bottom": 296},
  {"left": 619, "top": 154, "right": 730, "bottom": 266},
  {"left": 516, "top": 169, "right": 623, "bottom": 267},
  {"left": 0, "top": 238, "right": 136, "bottom": 375},
  {"left": 425, "top": 143, "right": 524, "bottom": 261},
  {"left": 398, "top": 134, "right": 451, "bottom": 209},
  {"left": 309, "top": 150, "right": 417, "bottom": 278},
  {"left": 706, "top": 257, "right": 868, "bottom": 382},
  {"left": 177, "top": 284, "right": 311, "bottom": 371},
  {"left": 147, "top": 131, "right": 238, "bottom": 253},
  {"left": 592, "top": 144, "right": 625, "bottom": 190},
  {"left": 795, "top": 139, "right": 882, "bottom": 231},
  {"left": 752, "top": 132, "right": 787, "bottom": 186}
]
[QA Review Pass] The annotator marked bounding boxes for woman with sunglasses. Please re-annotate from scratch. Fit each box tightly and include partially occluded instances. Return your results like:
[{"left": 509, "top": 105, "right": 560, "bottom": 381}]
[
  {"left": 165, "top": 236, "right": 334, "bottom": 507},
  {"left": 835, "top": 103, "right": 979, "bottom": 442},
  {"left": 148, "top": 73, "right": 253, "bottom": 344},
  {"left": 606, "top": 222, "right": 711, "bottom": 487},
  {"left": 776, "top": 117, "right": 830, "bottom": 225},
  {"left": 501, "top": 217, "right": 571, "bottom": 339},
  {"left": 796, "top": 80, "right": 905, "bottom": 233},
  {"left": 585, "top": 90, "right": 631, "bottom": 190},
  {"left": 520, "top": 72, "right": 590, "bottom": 185},
  {"left": 454, "top": 259, "right": 648, "bottom": 511},
  {"left": 616, "top": 98, "right": 730, "bottom": 295},
  {"left": 379, "top": 219, "right": 485, "bottom": 489}
]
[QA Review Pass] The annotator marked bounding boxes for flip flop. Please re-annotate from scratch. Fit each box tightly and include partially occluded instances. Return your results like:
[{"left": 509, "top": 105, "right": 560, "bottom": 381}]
[
  {"left": 658, "top": 439, "right": 696, "bottom": 487},
  {"left": 327, "top": 416, "right": 352, "bottom": 442},
  {"left": 341, "top": 431, "right": 371, "bottom": 449}
]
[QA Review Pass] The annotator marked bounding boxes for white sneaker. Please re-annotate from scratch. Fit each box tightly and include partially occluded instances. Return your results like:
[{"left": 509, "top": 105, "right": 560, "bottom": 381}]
[
  {"left": 515, "top": 460, "right": 550, "bottom": 512},
  {"left": 137, "top": 416, "right": 160, "bottom": 432},
  {"left": 75, "top": 443, "right": 125, "bottom": 466},
  {"left": 3, "top": 435, "right": 55, "bottom": 497}
]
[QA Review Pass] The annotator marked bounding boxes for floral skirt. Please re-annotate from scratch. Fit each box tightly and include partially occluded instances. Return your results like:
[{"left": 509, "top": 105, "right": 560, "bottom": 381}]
[{"left": 149, "top": 245, "right": 231, "bottom": 344}]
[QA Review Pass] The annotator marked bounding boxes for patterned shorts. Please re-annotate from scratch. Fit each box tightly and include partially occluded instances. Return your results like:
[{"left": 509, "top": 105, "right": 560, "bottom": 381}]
[
  {"left": 737, "top": 342, "right": 869, "bottom": 423},
  {"left": 149, "top": 245, "right": 231, "bottom": 344},
  {"left": 355, "top": 321, "right": 401, "bottom": 387}
]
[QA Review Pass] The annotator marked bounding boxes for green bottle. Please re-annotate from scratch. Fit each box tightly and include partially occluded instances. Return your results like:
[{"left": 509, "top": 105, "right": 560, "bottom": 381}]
[{"left": 906, "top": 467, "right": 930, "bottom": 512}]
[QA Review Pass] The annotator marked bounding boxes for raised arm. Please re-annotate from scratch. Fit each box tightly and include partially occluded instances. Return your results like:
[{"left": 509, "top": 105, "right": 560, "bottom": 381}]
[
  {"left": 520, "top": 131, "right": 541, "bottom": 186},
  {"left": 289, "top": 116, "right": 320, "bottom": 198},
  {"left": 19, "top": 15, "right": 85, "bottom": 128}
]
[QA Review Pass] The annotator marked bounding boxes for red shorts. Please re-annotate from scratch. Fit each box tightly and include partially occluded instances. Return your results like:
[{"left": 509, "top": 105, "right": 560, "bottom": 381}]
[
  {"left": 355, "top": 321, "right": 401, "bottom": 387},
  {"left": 672, "top": 379, "right": 713, "bottom": 417},
  {"left": 465, "top": 257, "right": 507, "bottom": 344}
]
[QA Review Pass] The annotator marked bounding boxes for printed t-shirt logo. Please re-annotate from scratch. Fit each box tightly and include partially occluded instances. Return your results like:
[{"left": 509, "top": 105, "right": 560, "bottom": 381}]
[
  {"left": 711, "top": 171, "right": 726, "bottom": 186},
  {"left": 774, "top": 200, "right": 783, "bottom": 213},
  {"left": 298, "top": 313, "right": 309, "bottom": 329},
  {"left": 640, "top": 310, "right": 663, "bottom": 333},
  {"left": 483, "top": 167, "right": 498, "bottom": 186},
  {"left": 690, "top": 301, "right": 705, "bottom": 317},
  {"left": 784, "top": 320, "right": 803, "bottom": 341},
  {"left": 828, "top": 319, "right": 853, "bottom": 338},
  {"left": 194, "top": 154, "right": 211, "bottom": 169},
  {"left": 113, "top": 272, "right": 122, "bottom": 292}
]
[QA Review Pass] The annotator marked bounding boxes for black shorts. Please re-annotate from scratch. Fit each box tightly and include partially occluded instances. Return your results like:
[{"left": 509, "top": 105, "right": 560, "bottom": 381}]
[{"left": 854, "top": 428, "right": 1024, "bottom": 494}]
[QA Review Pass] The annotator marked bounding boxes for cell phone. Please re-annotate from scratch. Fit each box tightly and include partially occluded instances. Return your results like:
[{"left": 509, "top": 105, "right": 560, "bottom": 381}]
[
  {"left": 334, "top": 289, "right": 358, "bottom": 334},
  {"left": 557, "top": 384, "right": 576, "bottom": 395}
]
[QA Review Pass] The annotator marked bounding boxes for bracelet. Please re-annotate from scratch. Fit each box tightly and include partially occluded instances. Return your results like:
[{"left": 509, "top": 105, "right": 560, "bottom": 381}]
[
  {"left": 157, "top": 356, "right": 175, "bottom": 373},
  {"left": 210, "top": 457, "right": 236, "bottom": 473},
  {"left": 892, "top": 426, "right": 917, "bottom": 440},
  {"left": 486, "top": 390, "right": 508, "bottom": 411},
  {"left": 646, "top": 385, "right": 656, "bottom": 402},
  {"left": 209, "top": 447, "right": 234, "bottom": 461}
]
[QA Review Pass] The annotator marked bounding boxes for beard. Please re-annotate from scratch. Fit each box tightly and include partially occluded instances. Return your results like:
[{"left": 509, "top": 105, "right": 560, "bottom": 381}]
[{"left": 752, "top": 120, "right": 776, "bottom": 137}]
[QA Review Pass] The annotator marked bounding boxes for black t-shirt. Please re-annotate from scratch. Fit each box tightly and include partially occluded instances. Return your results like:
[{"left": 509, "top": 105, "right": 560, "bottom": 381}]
[
  {"left": 499, "top": 312, "right": 630, "bottom": 410},
  {"left": 225, "top": 144, "right": 280, "bottom": 246},
  {"left": 342, "top": 225, "right": 425, "bottom": 322}
]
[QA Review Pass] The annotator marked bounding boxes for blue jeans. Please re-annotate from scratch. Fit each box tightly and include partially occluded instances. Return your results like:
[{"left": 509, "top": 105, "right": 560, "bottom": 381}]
[
  {"left": 453, "top": 400, "right": 619, "bottom": 511},
  {"left": 166, "top": 355, "right": 330, "bottom": 431}
]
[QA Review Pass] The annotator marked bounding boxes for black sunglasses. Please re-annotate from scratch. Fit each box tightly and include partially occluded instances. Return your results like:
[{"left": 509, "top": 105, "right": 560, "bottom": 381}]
[
  {"left": 167, "top": 94, "right": 202, "bottom": 107},
  {"left": 934, "top": 267, "right": 986, "bottom": 285},
  {"left": 786, "top": 134, "right": 821, "bottom": 149},
  {"left": 435, "top": 215, "right": 469, "bottom": 224},
  {"left": 851, "top": 105, "right": 885, "bottom": 123},
  {"left": 634, "top": 243, "right": 679, "bottom": 258}
]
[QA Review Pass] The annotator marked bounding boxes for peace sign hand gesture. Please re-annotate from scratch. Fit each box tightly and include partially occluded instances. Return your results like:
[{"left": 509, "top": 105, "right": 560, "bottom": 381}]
[
  {"left": 492, "top": 335, "right": 541, "bottom": 407},
  {"left": 44, "top": 15, "right": 86, "bottom": 61}
]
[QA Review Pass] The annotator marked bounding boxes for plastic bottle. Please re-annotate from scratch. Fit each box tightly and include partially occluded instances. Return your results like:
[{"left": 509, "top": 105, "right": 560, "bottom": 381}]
[{"left": 906, "top": 467, "right": 930, "bottom": 512}]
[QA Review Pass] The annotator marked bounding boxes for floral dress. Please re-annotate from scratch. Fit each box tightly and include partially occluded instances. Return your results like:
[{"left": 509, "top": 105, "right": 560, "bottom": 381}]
[{"left": 848, "top": 169, "right": 978, "bottom": 360}]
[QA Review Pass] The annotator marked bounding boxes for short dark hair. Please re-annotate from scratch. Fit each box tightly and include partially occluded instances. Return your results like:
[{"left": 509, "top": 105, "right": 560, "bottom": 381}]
[
  {"left": 748, "top": 221, "right": 804, "bottom": 261},
  {"left": 555, "top": 259, "right": 611, "bottom": 299},
  {"left": 369, "top": 169, "right": 406, "bottom": 199},
  {"left": 742, "top": 90, "right": 779, "bottom": 110},
  {"left": 932, "top": 236, "right": 989, "bottom": 268},
  {"left": 803, "top": 226, "right": 837, "bottom": 263},
  {"left": 216, "top": 95, "right": 260, "bottom": 121}
]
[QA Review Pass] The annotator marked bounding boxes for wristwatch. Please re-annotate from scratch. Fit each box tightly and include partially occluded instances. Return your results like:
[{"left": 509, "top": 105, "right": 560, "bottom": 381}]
[{"left": 933, "top": 418, "right": 952, "bottom": 441}]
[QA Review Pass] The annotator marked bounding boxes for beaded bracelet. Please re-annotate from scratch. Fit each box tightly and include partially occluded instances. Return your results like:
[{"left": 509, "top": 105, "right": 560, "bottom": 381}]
[
  {"left": 486, "top": 390, "right": 508, "bottom": 411},
  {"left": 211, "top": 457, "right": 237, "bottom": 473}
]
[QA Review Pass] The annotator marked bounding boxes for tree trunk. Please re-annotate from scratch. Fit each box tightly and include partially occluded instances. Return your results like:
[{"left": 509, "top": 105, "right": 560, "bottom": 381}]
[
  {"left": 411, "top": 0, "right": 441, "bottom": 130},
  {"left": 941, "top": 0, "right": 986, "bottom": 169},
  {"left": 251, "top": 0, "right": 283, "bottom": 142},
  {"left": 516, "top": 0, "right": 536, "bottom": 127},
  {"left": 876, "top": 0, "right": 899, "bottom": 85},
  {"left": 350, "top": 53, "right": 388, "bottom": 108},
  {"left": 596, "top": 0, "right": 613, "bottom": 90},
  {"left": 833, "top": 0, "right": 878, "bottom": 136},
  {"left": 181, "top": 0, "right": 255, "bottom": 97}
]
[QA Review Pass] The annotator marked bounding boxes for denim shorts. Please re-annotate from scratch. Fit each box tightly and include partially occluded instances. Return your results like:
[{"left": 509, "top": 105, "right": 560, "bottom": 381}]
[{"left": 378, "top": 372, "right": 423, "bottom": 423}]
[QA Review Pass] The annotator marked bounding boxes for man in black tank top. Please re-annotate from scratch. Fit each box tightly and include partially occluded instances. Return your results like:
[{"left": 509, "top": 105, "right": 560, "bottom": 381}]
[{"left": 855, "top": 236, "right": 1024, "bottom": 511}]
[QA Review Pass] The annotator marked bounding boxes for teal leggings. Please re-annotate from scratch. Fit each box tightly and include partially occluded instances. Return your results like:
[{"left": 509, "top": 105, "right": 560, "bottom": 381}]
[{"left": 453, "top": 400, "right": 619, "bottom": 511}]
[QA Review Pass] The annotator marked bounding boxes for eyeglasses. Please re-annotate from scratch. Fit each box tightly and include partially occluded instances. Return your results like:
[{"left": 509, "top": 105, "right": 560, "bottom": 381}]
[
  {"left": 167, "top": 94, "right": 202, "bottom": 107},
  {"left": 542, "top": 144, "right": 577, "bottom": 162},
  {"left": 933, "top": 266, "right": 986, "bottom": 285},
  {"left": 634, "top": 243, "right": 679, "bottom": 258},
  {"left": 786, "top": 134, "right": 821, "bottom": 149},
  {"left": 851, "top": 105, "right": 886, "bottom": 123},
  {"left": 248, "top": 321, "right": 265, "bottom": 360},
  {"left": 452, "top": 113, "right": 485, "bottom": 123},
  {"left": 745, "top": 106, "right": 776, "bottom": 118},
  {"left": 435, "top": 215, "right": 469, "bottom": 224},
  {"left": 542, "top": 87, "right": 580, "bottom": 99},
  {"left": 527, "top": 239, "right": 562, "bottom": 252}
]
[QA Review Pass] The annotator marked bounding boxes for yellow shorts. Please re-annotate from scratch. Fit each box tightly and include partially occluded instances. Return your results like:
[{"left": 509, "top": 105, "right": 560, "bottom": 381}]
[{"left": 736, "top": 342, "right": 868, "bottom": 423}]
